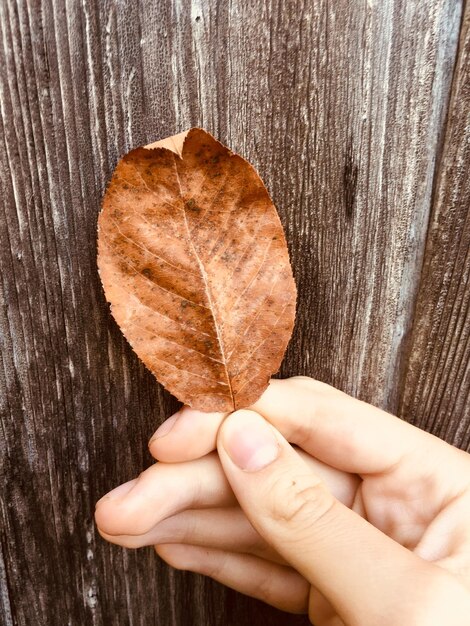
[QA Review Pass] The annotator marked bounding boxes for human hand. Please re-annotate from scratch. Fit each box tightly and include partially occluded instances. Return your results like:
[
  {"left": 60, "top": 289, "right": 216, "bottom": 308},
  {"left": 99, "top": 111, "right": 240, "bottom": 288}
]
[{"left": 95, "top": 377, "right": 470, "bottom": 625}]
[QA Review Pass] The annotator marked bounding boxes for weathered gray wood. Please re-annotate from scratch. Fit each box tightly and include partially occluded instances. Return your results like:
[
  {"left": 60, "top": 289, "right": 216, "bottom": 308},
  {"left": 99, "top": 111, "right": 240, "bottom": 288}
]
[
  {"left": 0, "top": 0, "right": 467, "bottom": 625},
  {"left": 268, "top": 0, "right": 462, "bottom": 412},
  {"left": 399, "top": 4, "right": 470, "bottom": 451}
]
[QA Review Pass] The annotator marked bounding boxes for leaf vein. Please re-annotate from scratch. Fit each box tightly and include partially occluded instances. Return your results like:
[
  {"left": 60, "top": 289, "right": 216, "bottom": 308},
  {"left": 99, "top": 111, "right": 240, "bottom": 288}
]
[
  {"left": 153, "top": 356, "right": 228, "bottom": 386},
  {"left": 109, "top": 218, "right": 199, "bottom": 277},
  {"left": 172, "top": 156, "right": 235, "bottom": 406},
  {"left": 102, "top": 232, "right": 209, "bottom": 309},
  {"left": 129, "top": 322, "right": 224, "bottom": 365},
  {"left": 233, "top": 302, "right": 290, "bottom": 395},
  {"left": 227, "top": 273, "right": 282, "bottom": 361},
  {"left": 220, "top": 238, "right": 273, "bottom": 328}
]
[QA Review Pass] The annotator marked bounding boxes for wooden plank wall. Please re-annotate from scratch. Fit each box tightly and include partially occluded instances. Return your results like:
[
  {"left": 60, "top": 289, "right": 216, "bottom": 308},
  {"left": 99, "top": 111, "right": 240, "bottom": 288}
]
[
  {"left": 399, "top": 5, "right": 470, "bottom": 449},
  {"left": 0, "top": 1, "right": 467, "bottom": 624}
]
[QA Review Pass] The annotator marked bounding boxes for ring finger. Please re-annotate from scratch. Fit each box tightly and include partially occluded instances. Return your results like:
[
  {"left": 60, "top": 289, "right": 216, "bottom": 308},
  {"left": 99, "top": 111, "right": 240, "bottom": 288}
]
[
  {"left": 98, "top": 506, "right": 286, "bottom": 564},
  {"left": 155, "top": 544, "right": 309, "bottom": 615}
]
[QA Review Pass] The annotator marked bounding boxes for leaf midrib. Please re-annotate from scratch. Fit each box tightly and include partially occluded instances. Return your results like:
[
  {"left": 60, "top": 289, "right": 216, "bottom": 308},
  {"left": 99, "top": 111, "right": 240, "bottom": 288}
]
[{"left": 172, "top": 155, "right": 235, "bottom": 409}]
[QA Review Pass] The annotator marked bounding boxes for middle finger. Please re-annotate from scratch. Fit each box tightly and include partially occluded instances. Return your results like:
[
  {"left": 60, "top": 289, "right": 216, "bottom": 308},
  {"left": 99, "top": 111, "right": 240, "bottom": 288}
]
[
  {"left": 95, "top": 452, "right": 234, "bottom": 536},
  {"left": 99, "top": 506, "right": 286, "bottom": 564},
  {"left": 95, "top": 449, "right": 359, "bottom": 538}
]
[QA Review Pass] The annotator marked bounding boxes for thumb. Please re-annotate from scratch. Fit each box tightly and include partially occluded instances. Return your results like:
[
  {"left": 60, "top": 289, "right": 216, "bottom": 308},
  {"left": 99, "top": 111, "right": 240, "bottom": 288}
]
[{"left": 217, "top": 409, "right": 436, "bottom": 625}]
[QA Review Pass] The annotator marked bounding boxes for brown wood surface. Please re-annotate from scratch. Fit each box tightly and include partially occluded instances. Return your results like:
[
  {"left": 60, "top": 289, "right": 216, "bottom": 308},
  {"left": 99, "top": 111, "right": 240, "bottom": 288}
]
[
  {"left": 0, "top": 1, "right": 468, "bottom": 625},
  {"left": 399, "top": 4, "right": 470, "bottom": 450}
]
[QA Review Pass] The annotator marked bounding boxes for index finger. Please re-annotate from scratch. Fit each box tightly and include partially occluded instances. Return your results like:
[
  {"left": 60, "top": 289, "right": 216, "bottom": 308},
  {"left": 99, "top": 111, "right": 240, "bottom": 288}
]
[
  {"left": 252, "top": 377, "right": 468, "bottom": 476},
  {"left": 149, "top": 377, "right": 468, "bottom": 477}
]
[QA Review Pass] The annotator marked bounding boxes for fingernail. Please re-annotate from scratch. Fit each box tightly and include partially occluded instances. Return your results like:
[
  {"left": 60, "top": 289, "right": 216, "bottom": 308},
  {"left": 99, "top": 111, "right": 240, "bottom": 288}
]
[
  {"left": 149, "top": 411, "right": 180, "bottom": 444},
  {"left": 222, "top": 411, "right": 280, "bottom": 472},
  {"left": 96, "top": 478, "right": 138, "bottom": 506}
]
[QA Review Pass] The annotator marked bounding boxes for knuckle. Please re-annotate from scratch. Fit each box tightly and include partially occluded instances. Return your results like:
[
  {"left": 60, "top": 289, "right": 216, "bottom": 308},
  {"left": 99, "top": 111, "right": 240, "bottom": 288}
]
[
  {"left": 287, "top": 416, "right": 317, "bottom": 447},
  {"left": 288, "top": 375, "right": 318, "bottom": 390},
  {"left": 270, "top": 473, "right": 335, "bottom": 530},
  {"left": 252, "top": 572, "right": 275, "bottom": 601},
  {"left": 288, "top": 376, "right": 329, "bottom": 393},
  {"left": 329, "top": 425, "right": 363, "bottom": 461}
]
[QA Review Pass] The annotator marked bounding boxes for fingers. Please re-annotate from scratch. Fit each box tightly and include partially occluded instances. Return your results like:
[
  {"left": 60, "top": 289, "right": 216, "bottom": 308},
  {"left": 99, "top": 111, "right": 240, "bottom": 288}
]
[
  {"left": 95, "top": 453, "right": 235, "bottom": 536},
  {"left": 308, "top": 587, "right": 345, "bottom": 626},
  {"left": 149, "top": 406, "right": 227, "bottom": 462},
  {"left": 251, "top": 377, "right": 469, "bottom": 475},
  {"left": 217, "top": 409, "right": 437, "bottom": 626},
  {"left": 155, "top": 544, "right": 309, "bottom": 614},
  {"left": 95, "top": 447, "right": 359, "bottom": 538},
  {"left": 151, "top": 377, "right": 470, "bottom": 479},
  {"left": 99, "top": 507, "right": 286, "bottom": 564},
  {"left": 415, "top": 490, "right": 470, "bottom": 587}
]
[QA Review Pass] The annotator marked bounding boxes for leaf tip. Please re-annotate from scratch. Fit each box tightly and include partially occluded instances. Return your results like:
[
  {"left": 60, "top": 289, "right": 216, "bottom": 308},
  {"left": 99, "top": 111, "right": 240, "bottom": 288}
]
[{"left": 144, "top": 129, "right": 193, "bottom": 158}]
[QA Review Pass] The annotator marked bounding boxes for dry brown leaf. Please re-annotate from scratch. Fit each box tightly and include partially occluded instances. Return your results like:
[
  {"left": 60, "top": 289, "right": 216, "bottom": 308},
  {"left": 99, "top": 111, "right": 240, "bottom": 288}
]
[{"left": 97, "top": 128, "right": 296, "bottom": 411}]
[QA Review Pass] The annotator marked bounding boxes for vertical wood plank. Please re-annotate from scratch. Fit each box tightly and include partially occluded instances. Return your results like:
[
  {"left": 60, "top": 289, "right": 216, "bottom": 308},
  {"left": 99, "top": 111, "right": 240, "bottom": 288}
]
[
  {"left": 0, "top": 0, "right": 465, "bottom": 624},
  {"left": 269, "top": 0, "right": 462, "bottom": 412},
  {"left": 399, "top": 4, "right": 470, "bottom": 451}
]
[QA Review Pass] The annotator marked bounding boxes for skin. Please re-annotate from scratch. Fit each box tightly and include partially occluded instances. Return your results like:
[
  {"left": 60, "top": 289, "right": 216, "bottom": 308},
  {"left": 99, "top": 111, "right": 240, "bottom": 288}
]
[{"left": 95, "top": 377, "right": 470, "bottom": 626}]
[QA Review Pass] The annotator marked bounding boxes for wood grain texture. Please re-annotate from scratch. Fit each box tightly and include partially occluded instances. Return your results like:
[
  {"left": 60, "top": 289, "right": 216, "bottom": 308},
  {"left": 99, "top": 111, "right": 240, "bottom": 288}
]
[
  {"left": 399, "top": 3, "right": 470, "bottom": 452},
  {"left": 0, "top": 0, "right": 466, "bottom": 625}
]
